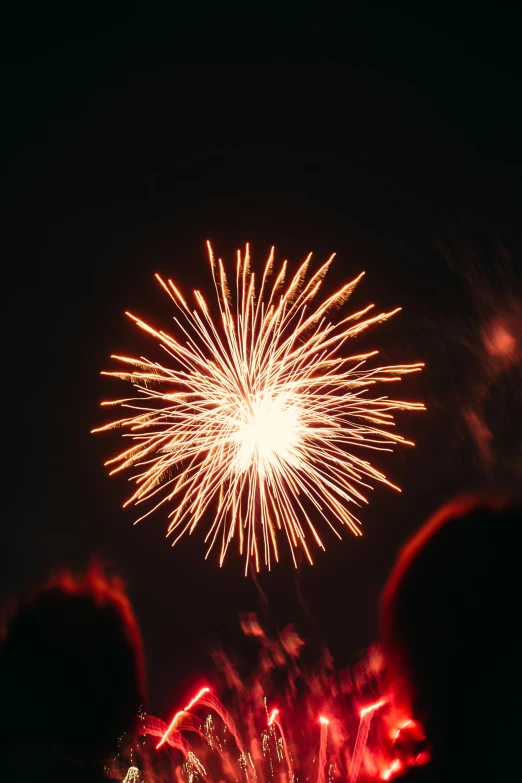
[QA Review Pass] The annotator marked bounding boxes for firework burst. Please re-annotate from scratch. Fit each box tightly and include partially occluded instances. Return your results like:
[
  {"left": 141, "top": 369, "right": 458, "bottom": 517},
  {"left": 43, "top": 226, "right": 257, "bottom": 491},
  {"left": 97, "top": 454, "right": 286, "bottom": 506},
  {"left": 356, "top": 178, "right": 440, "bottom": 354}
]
[{"left": 94, "top": 243, "right": 424, "bottom": 571}]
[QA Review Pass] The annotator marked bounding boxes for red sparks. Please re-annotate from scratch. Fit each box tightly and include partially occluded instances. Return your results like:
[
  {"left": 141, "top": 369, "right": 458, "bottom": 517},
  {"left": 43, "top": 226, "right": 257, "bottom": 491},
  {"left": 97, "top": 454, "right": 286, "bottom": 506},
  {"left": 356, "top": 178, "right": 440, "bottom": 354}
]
[
  {"left": 319, "top": 715, "right": 330, "bottom": 725},
  {"left": 183, "top": 687, "right": 211, "bottom": 713},
  {"left": 382, "top": 759, "right": 401, "bottom": 780},
  {"left": 392, "top": 718, "right": 413, "bottom": 741},
  {"left": 268, "top": 708, "right": 279, "bottom": 726},
  {"left": 157, "top": 686, "right": 211, "bottom": 748},
  {"left": 360, "top": 698, "right": 387, "bottom": 718}
]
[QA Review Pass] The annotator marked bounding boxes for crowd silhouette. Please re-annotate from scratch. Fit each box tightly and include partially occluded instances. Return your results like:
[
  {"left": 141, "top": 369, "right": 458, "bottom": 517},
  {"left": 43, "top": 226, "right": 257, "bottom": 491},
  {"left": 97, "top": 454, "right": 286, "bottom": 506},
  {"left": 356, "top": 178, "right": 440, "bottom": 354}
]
[
  {"left": 381, "top": 491, "right": 522, "bottom": 781},
  {"left": 0, "top": 564, "right": 145, "bottom": 782},
  {"left": 0, "top": 494, "right": 520, "bottom": 781}
]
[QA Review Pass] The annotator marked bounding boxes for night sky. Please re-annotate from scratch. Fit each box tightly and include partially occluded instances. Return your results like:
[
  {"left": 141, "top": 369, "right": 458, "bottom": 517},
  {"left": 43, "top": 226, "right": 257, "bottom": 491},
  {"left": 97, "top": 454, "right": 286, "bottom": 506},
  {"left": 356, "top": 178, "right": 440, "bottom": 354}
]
[{"left": 2, "top": 6, "right": 522, "bottom": 717}]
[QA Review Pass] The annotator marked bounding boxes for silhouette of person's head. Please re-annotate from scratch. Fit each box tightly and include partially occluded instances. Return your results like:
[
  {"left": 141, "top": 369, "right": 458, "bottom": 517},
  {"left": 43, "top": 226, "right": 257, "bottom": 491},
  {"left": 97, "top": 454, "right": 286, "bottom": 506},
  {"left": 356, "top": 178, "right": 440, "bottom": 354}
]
[
  {"left": 381, "top": 492, "right": 522, "bottom": 780},
  {"left": 0, "top": 563, "right": 145, "bottom": 781}
]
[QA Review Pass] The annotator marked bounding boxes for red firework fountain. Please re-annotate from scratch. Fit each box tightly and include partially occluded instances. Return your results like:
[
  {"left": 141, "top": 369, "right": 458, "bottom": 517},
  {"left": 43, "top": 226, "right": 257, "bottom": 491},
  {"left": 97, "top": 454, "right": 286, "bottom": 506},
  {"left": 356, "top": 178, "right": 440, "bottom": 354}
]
[{"left": 107, "top": 617, "right": 428, "bottom": 783}]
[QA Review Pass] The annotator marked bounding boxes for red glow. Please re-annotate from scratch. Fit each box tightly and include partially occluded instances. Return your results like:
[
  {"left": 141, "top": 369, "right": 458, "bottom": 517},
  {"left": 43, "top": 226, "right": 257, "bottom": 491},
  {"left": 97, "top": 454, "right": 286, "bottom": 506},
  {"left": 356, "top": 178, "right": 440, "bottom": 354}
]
[
  {"left": 382, "top": 759, "right": 401, "bottom": 780},
  {"left": 319, "top": 715, "right": 329, "bottom": 725},
  {"left": 360, "top": 698, "right": 386, "bottom": 718},
  {"left": 392, "top": 718, "right": 412, "bottom": 741},
  {"left": 157, "top": 686, "right": 211, "bottom": 748},
  {"left": 183, "top": 687, "right": 211, "bottom": 713},
  {"left": 268, "top": 708, "right": 279, "bottom": 726}
]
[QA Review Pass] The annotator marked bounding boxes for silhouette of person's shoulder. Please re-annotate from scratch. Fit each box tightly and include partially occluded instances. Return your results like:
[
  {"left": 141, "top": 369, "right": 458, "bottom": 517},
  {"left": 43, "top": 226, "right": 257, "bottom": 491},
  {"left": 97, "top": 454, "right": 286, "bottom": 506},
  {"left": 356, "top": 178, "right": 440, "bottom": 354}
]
[{"left": 0, "top": 563, "right": 145, "bottom": 782}]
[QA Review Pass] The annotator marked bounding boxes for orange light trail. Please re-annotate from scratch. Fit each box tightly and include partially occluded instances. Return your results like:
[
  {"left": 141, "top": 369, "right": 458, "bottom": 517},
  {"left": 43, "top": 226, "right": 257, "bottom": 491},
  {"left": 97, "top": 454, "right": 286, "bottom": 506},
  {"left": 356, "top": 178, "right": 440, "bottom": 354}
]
[
  {"left": 95, "top": 242, "right": 424, "bottom": 571},
  {"left": 157, "top": 686, "right": 211, "bottom": 748}
]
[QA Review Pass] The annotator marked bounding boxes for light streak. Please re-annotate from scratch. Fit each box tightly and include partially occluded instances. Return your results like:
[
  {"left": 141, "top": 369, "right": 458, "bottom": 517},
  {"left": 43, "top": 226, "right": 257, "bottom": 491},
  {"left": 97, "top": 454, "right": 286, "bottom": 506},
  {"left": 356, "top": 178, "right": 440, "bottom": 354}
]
[
  {"left": 360, "top": 698, "right": 387, "bottom": 718},
  {"left": 317, "top": 714, "right": 329, "bottom": 783},
  {"left": 349, "top": 699, "right": 387, "bottom": 782},
  {"left": 382, "top": 758, "right": 401, "bottom": 780},
  {"left": 157, "top": 687, "right": 210, "bottom": 748},
  {"left": 392, "top": 718, "right": 412, "bottom": 741},
  {"left": 268, "top": 708, "right": 294, "bottom": 781}
]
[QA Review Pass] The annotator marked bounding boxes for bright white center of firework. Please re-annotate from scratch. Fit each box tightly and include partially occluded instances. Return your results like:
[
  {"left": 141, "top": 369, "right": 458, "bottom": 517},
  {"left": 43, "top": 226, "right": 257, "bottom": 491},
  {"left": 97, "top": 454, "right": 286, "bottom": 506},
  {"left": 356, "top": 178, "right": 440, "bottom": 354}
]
[{"left": 233, "top": 395, "right": 301, "bottom": 474}]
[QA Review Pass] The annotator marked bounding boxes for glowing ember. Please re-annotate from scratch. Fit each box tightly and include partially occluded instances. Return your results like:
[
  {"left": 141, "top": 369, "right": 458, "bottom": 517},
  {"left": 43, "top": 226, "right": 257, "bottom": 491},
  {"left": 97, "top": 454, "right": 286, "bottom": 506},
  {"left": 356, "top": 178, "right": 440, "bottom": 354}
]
[
  {"left": 94, "top": 242, "right": 424, "bottom": 571},
  {"left": 382, "top": 758, "right": 401, "bottom": 780}
]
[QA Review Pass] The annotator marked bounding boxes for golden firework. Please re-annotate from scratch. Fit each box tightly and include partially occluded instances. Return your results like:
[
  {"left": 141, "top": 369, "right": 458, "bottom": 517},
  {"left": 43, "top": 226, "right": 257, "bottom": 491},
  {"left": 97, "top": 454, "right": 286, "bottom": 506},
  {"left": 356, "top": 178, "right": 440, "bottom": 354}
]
[{"left": 94, "top": 243, "right": 424, "bottom": 571}]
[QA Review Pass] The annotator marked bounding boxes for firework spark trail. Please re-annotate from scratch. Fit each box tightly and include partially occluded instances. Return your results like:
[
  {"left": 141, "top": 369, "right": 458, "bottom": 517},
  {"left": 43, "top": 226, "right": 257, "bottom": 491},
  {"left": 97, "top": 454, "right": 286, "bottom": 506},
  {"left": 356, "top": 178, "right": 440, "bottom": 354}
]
[
  {"left": 159, "top": 687, "right": 257, "bottom": 781},
  {"left": 268, "top": 709, "right": 294, "bottom": 782},
  {"left": 317, "top": 717, "right": 329, "bottom": 783},
  {"left": 111, "top": 624, "right": 413, "bottom": 783},
  {"left": 348, "top": 700, "right": 387, "bottom": 783},
  {"left": 157, "top": 689, "right": 211, "bottom": 749},
  {"left": 140, "top": 715, "right": 189, "bottom": 755},
  {"left": 144, "top": 692, "right": 387, "bottom": 783},
  {"left": 157, "top": 688, "right": 333, "bottom": 783},
  {"left": 198, "top": 689, "right": 255, "bottom": 778},
  {"left": 94, "top": 243, "right": 424, "bottom": 571},
  {"left": 381, "top": 759, "right": 401, "bottom": 780}
]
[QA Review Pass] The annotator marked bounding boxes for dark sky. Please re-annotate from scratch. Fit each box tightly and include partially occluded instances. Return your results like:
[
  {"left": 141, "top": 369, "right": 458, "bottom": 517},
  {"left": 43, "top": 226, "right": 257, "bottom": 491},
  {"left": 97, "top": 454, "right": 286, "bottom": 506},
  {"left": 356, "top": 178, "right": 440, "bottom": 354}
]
[{"left": 2, "top": 6, "right": 522, "bottom": 716}]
